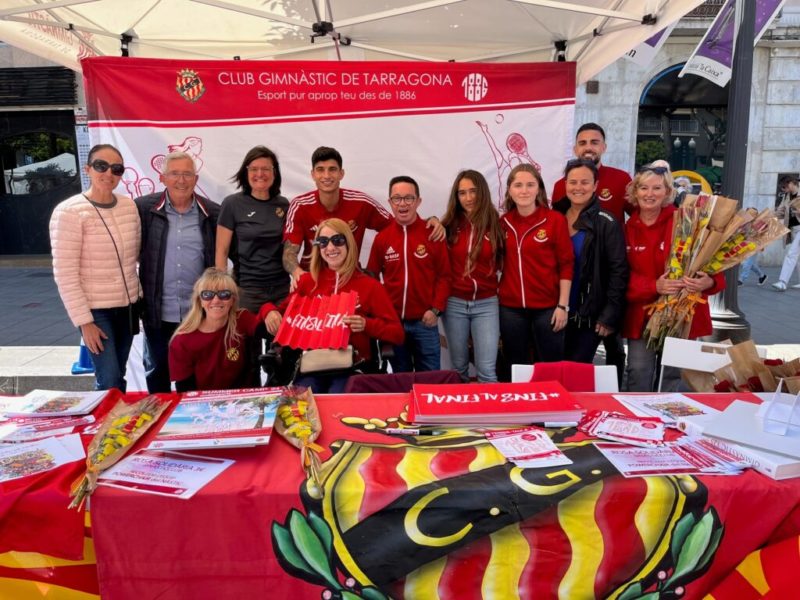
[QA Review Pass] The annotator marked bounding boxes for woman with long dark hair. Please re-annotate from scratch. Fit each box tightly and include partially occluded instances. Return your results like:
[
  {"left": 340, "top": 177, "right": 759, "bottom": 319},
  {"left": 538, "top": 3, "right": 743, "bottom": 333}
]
[{"left": 440, "top": 170, "right": 504, "bottom": 382}]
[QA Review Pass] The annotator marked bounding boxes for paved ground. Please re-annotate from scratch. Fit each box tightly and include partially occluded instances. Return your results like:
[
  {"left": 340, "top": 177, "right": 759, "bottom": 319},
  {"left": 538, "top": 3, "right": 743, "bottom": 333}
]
[{"left": 0, "top": 260, "right": 797, "bottom": 392}]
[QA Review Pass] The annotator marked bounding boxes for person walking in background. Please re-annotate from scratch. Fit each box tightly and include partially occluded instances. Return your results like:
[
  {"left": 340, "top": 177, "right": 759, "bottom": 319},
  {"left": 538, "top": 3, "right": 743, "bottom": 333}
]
[
  {"left": 367, "top": 176, "right": 451, "bottom": 373},
  {"left": 136, "top": 151, "right": 219, "bottom": 393},
  {"left": 771, "top": 175, "right": 800, "bottom": 291},
  {"left": 441, "top": 170, "right": 504, "bottom": 383},
  {"left": 738, "top": 251, "right": 767, "bottom": 286},
  {"left": 50, "top": 144, "right": 141, "bottom": 391},
  {"left": 500, "top": 163, "right": 573, "bottom": 377}
]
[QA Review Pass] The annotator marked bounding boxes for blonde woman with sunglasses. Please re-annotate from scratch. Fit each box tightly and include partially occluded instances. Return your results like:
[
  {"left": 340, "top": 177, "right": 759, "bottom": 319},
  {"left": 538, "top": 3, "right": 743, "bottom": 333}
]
[
  {"left": 169, "top": 268, "right": 270, "bottom": 391},
  {"left": 263, "top": 218, "right": 403, "bottom": 393},
  {"left": 49, "top": 144, "right": 141, "bottom": 392}
]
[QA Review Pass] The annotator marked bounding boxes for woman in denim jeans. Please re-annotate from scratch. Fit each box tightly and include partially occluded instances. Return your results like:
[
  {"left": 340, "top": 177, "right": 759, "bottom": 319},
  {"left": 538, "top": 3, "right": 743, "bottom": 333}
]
[
  {"left": 50, "top": 144, "right": 141, "bottom": 391},
  {"left": 441, "top": 170, "right": 504, "bottom": 382}
]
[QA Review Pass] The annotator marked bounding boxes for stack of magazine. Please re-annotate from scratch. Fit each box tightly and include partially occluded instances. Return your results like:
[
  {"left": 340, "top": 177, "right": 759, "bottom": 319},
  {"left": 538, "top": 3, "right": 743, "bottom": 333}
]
[{"left": 407, "top": 382, "right": 583, "bottom": 425}]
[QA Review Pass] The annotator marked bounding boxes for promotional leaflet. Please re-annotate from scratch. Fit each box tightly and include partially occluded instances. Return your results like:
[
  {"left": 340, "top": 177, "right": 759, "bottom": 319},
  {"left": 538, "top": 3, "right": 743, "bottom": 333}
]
[
  {"left": 484, "top": 426, "right": 572, "bottom": 468},
  {"left": 0, "top": 433, "right": 85, "bottom": 483},
  {"left": 98, "top": 449, "right": 234, "bottom": 499}
]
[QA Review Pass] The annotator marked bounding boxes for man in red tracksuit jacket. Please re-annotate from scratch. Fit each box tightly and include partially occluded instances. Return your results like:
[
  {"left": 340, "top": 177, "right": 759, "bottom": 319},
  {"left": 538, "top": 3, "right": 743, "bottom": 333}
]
[{"left": 367, "top": 176, "right": 451, "bottom": 372}]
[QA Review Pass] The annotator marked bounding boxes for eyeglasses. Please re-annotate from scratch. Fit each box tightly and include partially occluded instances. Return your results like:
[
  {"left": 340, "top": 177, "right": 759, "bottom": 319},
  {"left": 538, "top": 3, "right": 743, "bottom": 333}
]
[
  {"left": 247, "top": 166, "right": 274, "bottom": 173},
  {"left": 165, "top": 171, "right": 196, "bottom": 180},
  {"left": 90, "top": 159, "right": 125, "bottom": 176},
  {"left": 638, "top": 166, "right": 670, "bottom": 175},
  {"left": 389, "top": 195, "right": 418, "bottom": 205},
  {"left": 200, "top": 289, "right": 233, "bottom": 301},
  {"left": 314, "top": 234, "right": 347, "bottom": 248}
]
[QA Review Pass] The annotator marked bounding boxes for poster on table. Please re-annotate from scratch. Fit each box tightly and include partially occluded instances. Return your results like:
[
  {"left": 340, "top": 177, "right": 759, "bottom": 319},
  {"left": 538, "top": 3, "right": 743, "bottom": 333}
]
[{"left": 81, "top": 57, "right": 575, "bottom": 262}]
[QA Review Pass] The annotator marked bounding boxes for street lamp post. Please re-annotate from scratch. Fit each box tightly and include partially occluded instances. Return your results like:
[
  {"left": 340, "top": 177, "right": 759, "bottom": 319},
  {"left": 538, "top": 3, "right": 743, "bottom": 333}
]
[{"left": 711, "top": 0, "right": 755, "bottom": 342}]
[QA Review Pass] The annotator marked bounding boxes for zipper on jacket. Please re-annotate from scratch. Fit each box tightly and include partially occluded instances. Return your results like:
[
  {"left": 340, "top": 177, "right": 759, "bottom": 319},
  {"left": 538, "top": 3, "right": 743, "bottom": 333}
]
[
  {"left": 401, "top": 225, "right": 408, "bottom": 319},
  {"left": 467, "top": 226, "right": 478, "bottom": 301}
]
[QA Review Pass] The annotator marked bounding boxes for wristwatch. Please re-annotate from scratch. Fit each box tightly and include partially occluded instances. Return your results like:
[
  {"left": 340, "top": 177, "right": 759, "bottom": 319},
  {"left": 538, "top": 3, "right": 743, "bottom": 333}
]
[
  {"left": 430, "top": 308, "right": 442, "bottom": 317},
  {"left": 556, "top": 304, "right": 569, "bottom": 313}
]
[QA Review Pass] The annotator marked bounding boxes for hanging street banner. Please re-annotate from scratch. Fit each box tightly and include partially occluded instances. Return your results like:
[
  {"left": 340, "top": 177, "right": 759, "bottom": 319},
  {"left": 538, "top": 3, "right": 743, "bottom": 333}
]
[
  {"left": 623, "top": 21, "right": 679, "bottom": 68},
  {"left": 679, "top": 0, "right": 786, "bottom": 87},
  {"left": 81, "top": 57, "right": 575, "bottom": 262}
]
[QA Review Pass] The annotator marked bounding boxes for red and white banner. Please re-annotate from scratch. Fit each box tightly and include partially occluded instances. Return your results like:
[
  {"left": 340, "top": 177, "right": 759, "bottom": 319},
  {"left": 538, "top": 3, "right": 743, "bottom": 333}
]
[
  {"left": 82, "top": 58, "right": 575, "bottom": 260},
  {"left": 275, "top": 291, "right": 357, "bottom": 350}
]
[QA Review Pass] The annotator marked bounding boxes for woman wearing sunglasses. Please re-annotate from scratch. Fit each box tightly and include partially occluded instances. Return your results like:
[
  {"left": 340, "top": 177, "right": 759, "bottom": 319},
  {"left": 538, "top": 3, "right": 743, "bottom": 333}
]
[
  {"left": 622, "top": 161, "right": 724, "bottom": 391},
  {"left": 263, "top": 218, "right": 403, "bottom": 393},
  {"left": 49, "top": 144, "right": 141, "bottom": 391},
  {"left": 169, "top": 268, "right": 270, "bottom": 391}
]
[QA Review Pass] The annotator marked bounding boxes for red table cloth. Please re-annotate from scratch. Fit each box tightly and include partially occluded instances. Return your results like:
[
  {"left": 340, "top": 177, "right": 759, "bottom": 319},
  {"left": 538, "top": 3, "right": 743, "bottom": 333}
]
[{"left": 84, "top": 392, "right": 800, "bottom": 600}]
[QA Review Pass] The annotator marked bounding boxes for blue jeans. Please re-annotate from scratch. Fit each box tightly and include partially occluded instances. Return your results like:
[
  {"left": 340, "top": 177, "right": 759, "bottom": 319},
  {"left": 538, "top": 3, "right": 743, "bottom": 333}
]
[
  {"left": 89, "top": 307, "right": 135, "bottom": 392},
  {"left": 443, "top": 296, "right": 499, "bottom": 383},
  {"left": 390, "top": 319, "right": 441, "bottom": 373},
  {"left": 143, "top": 321, "right": 179, "bottom": 393},
  {"left": 499, "top": 305, "right": 565, "bottom": 373}
]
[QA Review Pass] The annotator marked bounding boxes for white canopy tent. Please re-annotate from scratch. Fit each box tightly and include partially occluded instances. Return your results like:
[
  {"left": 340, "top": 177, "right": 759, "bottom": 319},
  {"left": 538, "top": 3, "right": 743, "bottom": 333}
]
[{"left": 1, "top": 0, "right": 704, "bottom": 83}]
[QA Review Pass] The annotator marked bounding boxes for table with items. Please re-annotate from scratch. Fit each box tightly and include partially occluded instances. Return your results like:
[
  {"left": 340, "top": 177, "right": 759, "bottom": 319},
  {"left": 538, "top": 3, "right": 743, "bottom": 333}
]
[{"left": 2, "top": 390, "right": 800, "bottom": 600}]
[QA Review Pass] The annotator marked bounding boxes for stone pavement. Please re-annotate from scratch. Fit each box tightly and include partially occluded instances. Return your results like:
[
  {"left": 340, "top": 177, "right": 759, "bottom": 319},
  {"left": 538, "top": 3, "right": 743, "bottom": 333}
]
[{"left": 0, "top": 262, "right": 798, "bottom": 393}]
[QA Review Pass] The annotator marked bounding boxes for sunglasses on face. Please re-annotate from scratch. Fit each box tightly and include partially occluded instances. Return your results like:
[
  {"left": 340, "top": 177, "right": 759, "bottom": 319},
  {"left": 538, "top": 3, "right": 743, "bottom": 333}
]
[
  {"left": 200, "top": 289, "right": 233, "bottom": 301},
  {"left": 314, "top": 234, "right": 347, "bottom": 248},
  {"left": 638, "top": 165, "right": 670, "bottom": 175},
  {"left": 90, "top": 159, "right": 125, "bottom": 176}
]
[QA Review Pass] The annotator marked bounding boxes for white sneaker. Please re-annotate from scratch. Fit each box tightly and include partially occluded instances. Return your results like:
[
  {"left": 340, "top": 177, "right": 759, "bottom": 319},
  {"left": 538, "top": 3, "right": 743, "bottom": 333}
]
[{"left": 772, "top": 281, "right": 787, "bottom": 291}]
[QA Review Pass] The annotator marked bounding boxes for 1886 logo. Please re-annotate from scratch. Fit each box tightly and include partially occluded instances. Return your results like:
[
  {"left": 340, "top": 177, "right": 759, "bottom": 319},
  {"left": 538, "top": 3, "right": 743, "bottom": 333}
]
[{"left": 176, "top": 69, "right": 206, "bottom": 103}]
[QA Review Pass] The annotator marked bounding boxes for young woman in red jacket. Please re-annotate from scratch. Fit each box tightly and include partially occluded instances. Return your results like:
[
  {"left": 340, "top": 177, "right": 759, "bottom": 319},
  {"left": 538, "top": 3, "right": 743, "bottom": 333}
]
[
  {"left": 440, "top": 170, "right": 504, "bottom": 382},
  {"left": 263, "top": 218, "right": 404, "bottom": 392},
  {"left": 499, "top": 163, "right": 573, "bottom": 375},
  {"left": 623, "top": 163, "right": 725, "bottom": 391}
]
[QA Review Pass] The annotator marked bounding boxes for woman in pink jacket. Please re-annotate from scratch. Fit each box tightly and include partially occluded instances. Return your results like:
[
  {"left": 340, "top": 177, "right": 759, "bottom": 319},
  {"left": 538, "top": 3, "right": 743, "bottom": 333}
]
[{"left": 49, "top": 144, "right": 141, "bottom": 391}]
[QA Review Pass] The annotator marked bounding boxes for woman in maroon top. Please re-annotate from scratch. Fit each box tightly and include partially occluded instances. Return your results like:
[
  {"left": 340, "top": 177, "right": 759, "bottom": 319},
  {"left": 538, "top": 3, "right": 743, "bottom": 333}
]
[
  {"left": 440, "top": 170, "right": 504, "bottom": 382},
  {"left": 623, "top": 163, "right": 725, "bottom": 391},
  {"left": 169, "top": 268, "right": 268, "bottom": 391}
]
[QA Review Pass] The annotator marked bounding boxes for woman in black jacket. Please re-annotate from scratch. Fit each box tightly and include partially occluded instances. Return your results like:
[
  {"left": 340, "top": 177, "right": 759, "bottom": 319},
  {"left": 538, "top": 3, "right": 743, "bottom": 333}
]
[{"left": 553, "top": 159, "right": 629, "bottom": 363}]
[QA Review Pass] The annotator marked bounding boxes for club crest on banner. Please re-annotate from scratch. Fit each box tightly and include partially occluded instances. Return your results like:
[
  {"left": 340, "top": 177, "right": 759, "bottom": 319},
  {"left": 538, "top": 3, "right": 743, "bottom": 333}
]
[
  {"left": 176, "top": 69, "right": 206, "bottom": 103},
  {"left": 271, "top": 414, "right": 724, "bottom": 600}
]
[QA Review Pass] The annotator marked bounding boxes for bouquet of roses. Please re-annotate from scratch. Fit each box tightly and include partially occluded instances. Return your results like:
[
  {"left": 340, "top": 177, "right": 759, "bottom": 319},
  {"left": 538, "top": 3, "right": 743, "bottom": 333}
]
[
  {"left": 644, "top": 194, "right": 788, "bottom": 351},
  {"left": 69, "top": 395, "right": 170, "bottom": 509}
]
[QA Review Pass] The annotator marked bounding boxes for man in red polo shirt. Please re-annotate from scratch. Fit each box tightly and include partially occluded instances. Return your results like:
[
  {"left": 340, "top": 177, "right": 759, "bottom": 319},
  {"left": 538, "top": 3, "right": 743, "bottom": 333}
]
[
  {"left": 283, "top": 146, "right": 444, "bottom": 287},
  {"left": 551, "top": 122, "right": 632, "bottom": 222},
  {"left": 551, "top": 123, "right": 632, "bottom": 384},
  {"left": 367, "top": 176, "right": 451, "bottom": 372}
]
